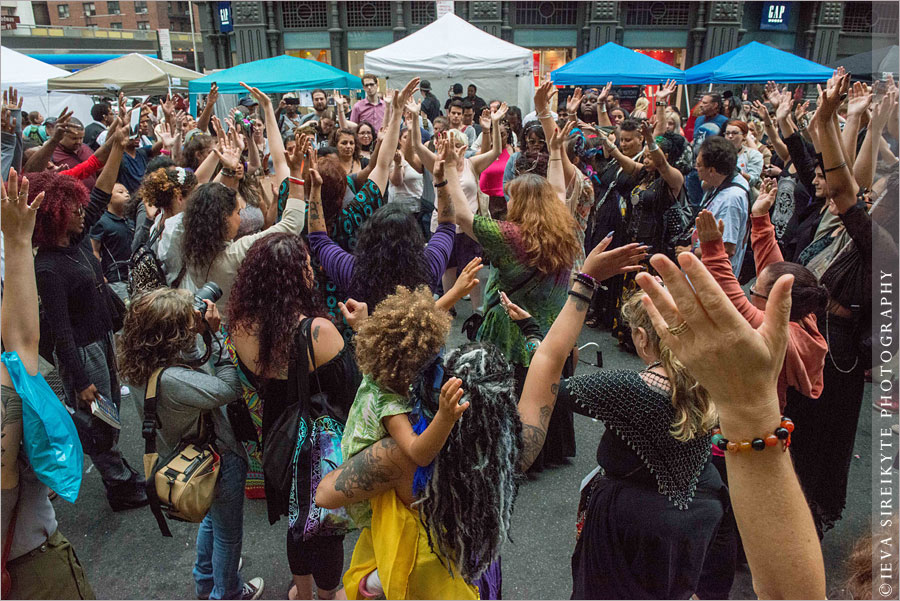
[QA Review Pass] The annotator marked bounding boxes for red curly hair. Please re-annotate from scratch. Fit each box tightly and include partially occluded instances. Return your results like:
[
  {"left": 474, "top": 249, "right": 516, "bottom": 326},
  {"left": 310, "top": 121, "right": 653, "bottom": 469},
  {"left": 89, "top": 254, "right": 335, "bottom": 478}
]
[{"left": 29, "top": 172, "right": 90, "bottom": 248}]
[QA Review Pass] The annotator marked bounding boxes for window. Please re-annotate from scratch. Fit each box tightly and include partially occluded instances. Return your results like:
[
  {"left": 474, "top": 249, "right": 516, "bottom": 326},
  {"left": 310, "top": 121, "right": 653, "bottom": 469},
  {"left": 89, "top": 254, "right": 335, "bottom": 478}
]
[
  {"left": 514, "top": 2, "right": 577, "bottom": 26},
  {"left": 624, "top": 1, "right": 691, "bottom": 28},
  {"left": 57, "top": 3, "right": 70, "bottom": 18},
  {"left": 843, "top": 2, "right": 898, "bottom": 34},
  {"left": 83, "top": 2, "right": 96, "bottom": 16},
  {"left": 107, "top": 1, "right": 120, "bottom": 14},
  {"left": 110, "top": 21, "right": 122, "bottom": 28},
  {"left": 137, "top": 20, "right": 150, "bottom": 30},
  {"left": 134, "top": 0, "right": 148, "bottom": 14},
  {"left": 282, "top": 1, "right": 328, "bottom": 28},
  {"left": 345, "top": 1, "right": 391, "bottom": 28},
  {"left": 410, "top": 1, "right": 435, "bottom": 26},
  {"left": 1, "top": 6, "right": 16, "bottom": 16}
]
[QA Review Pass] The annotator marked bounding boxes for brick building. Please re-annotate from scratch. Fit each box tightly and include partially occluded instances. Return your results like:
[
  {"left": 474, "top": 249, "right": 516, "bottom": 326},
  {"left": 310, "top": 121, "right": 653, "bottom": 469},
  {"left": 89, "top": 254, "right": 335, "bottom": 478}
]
[{"left": 32, "top": 1, "right": 198, "bottom": 32}]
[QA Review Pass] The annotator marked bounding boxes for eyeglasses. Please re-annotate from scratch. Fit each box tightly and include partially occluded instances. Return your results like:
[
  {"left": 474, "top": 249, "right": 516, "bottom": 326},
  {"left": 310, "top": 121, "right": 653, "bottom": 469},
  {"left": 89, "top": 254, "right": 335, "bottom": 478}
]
[
  {"left": 749, "top": 287, "right": 768, "bottom": 300},
  {"left": 363, "top": 83, "right": 377, "bottom": 88}
]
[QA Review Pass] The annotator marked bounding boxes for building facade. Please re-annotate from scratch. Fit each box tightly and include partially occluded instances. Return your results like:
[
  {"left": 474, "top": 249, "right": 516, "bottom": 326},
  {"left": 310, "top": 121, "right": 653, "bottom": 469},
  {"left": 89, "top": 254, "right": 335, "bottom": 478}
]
[
  {"left": 1, "top": 0, "right": 203, "bottom": 69},
  {"left": 197, "top": 1, "right": 898, "bottom": 83}
]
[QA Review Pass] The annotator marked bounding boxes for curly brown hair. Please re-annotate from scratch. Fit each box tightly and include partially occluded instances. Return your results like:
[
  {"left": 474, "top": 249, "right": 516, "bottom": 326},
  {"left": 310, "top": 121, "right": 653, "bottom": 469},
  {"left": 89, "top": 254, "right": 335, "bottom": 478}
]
[
  {"left": 117, "top": 288, "right": 196, "bottom": 386},
  {"left": 355, "top": 285, "right": 451, "bottom": 394},
  {"left": 138, "top": 166, "right": 197, "bottom": 213},
  {"left": 227, "top": 233, "right": 324, "bottom": 376}
]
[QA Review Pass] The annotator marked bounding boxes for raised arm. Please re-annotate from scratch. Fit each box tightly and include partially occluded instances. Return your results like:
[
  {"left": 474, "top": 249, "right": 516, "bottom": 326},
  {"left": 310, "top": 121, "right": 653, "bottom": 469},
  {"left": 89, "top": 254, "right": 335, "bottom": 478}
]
[
  {"left": 854, "top": 90, "right": 896, "bottom": 191},
  {"left": 598, "top": 128, "right": 642, "bottom": 176},
  {"left": 95, "top": 123, "right": 127, "bottom": 195},
  {"left": 241, "top": 82, "right": 289, "bottom": 185},
  {"left": 368, "top": 78, "right": 419, "bottom": 195},
  {"left": 753, "top": 100, "right": 789, "bottom": 163},
  {"left": 842, "top": 81, "right": 872, "bottom": 171},
  {"left": 816, "top": 73, "right": 859, "bottom": 211},
  {"left": 519, "top": 238, "right": 647, "bottom": 470},
  {"left": 306, "top": 146, "right": 326, "bottom": 233},
  {"left": 547, "top": 120, "right": 573, "bottom": 201},
  {"left": 596, "top": 82, "right": 613, "bottom": 128},
  {"left": 197, "top": 83, "right": 218, "bottom": 133},
  {"left": 641, "top": 121, "right": 683, "bottom": 194},
  {"left": 635, "top": 253, "right": 825, "bottom": 600},
  {"left": 23, "top": 107, "right": 73, "bottom": 173},
  {"left": 469, "top": 103, "right": 506, "bottom": 176},
  {"left": 405, "top": 96, "right": 437, "bottom": 173},
  {"left": 333, "top": 91, "right": 357, "bottom": 132},
  {"left": 437, "top": 133, "right": 475, "bottom": 238},
  {"left": 653, "top": 80, "right": 678, "bottom": 138}
]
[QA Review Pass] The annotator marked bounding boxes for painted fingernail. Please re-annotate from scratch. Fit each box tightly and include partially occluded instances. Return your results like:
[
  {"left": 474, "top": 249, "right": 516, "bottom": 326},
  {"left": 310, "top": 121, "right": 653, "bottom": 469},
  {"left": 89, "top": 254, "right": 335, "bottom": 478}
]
[{"left": 604, "top": 232, "right": 614, "bottom": 239}]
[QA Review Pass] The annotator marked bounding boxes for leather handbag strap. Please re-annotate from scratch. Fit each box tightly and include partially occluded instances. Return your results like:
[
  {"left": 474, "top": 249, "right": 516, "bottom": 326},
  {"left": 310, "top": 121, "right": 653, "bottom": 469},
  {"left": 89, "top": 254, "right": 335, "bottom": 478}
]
[{"left": 141, "top": 367, "right": 173, "bottom": 537}]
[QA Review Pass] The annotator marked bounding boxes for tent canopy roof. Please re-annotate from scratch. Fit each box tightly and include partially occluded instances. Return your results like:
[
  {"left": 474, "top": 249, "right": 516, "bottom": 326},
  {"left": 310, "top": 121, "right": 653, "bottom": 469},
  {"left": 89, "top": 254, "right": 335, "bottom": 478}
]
[
  {"left": 188, "top": 55, "right": 361, "bottom": 94},
  {"left": 550, "top": 42, "right": 686, "bottom": 86},
  {"left": 47, "top": 53, "right": 201, "bottom": 95},
  {"left": 364, "top": 13, "right": 531, "bottom": 78},
  {"left": 1, "top": 46, "right": 72, "bottom": 96},
  {"left": 685, "top": 41, "right": 833, "bottom": 84},
  {"left": 829, "top": 45, "right": 899, "bottom": 81}
]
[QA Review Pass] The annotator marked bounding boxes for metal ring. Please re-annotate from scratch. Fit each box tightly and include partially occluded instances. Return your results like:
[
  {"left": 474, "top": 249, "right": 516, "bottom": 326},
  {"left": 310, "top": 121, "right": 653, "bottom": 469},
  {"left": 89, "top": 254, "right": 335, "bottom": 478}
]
[{"left": 667, "top": 321, "right": 690, "bottom": 336}]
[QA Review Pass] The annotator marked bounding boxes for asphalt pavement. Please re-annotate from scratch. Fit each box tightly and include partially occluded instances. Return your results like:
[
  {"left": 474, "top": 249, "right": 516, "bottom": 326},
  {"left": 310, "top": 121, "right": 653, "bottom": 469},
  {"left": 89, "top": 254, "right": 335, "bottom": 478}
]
[{"left": 53, "top": 303, "right": 883, "bottom": 600}]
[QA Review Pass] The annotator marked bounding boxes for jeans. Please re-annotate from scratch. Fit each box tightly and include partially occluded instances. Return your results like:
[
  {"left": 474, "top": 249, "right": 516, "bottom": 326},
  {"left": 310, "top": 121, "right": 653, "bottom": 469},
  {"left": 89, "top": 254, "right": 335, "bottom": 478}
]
[
  {"left": 55, "top": 333, "right": 134, "bottom": 490},
  {"left": 108, "top": 281, "right": 129, "bottom": 304},
  {"left": 193, "top": 451, "right": 248, "bottom": 600},
  {"left": 686, "top": 169, "right": 704, "bottom": 209}
]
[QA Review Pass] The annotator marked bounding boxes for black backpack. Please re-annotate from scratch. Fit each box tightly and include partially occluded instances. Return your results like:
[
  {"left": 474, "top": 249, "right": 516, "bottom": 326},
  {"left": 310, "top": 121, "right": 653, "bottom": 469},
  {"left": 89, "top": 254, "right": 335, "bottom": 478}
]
[{"left": 128, "top": 227, "right": 186, "bottom": 296}]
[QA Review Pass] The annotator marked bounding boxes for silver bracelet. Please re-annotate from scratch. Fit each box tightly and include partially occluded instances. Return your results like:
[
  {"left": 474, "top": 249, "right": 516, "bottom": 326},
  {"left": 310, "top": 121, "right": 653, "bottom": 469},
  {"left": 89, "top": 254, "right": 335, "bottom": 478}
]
[{"left": 648, "top": 143, "right": 659, "bottom": 152}]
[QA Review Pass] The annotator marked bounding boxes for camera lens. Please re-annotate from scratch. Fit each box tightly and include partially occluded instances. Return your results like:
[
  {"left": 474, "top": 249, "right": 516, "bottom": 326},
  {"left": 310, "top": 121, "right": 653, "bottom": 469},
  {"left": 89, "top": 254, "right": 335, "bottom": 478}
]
[{"left": 193, "top": 282, "right": 223, "bottom": 315}]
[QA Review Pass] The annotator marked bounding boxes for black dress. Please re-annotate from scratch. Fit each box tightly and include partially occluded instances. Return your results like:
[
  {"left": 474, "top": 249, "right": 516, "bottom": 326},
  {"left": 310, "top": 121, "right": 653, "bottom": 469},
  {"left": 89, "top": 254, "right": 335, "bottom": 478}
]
[{"left": 558, "top": 369, "right": 726, "bottom": 599}]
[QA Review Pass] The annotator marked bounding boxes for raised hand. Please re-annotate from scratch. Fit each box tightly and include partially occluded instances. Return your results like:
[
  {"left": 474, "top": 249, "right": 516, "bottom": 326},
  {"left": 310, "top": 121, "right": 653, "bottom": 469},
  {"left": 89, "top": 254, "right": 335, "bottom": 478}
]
[
  {"left": 656, "top": 79, "right": 677, "bottom": 103},
  {"left": 286, "top": 133, "right": 308, "bottom": 174},
  {"left": 549, "top": 120, "right": 575, "bottom": 152},
  {"left": 213, "top": 132, "right": 240, "bottom": 171},
  {"left": 534, "top": 80, "right": 558, "bottom": 113},
  {"left": 817, "top": 71, "right": 850, "bottom": 118},
  {"left": 634, "top": 252, "right": 792, "bottom": 414},
  {"left": 437, "top": 377, "right": 468, "bottom": 421},
  {"left": 491, "top": 102, "right": 509, "bottom": 122},
  {"left": 161, "top": 93, "right": 176, "bottom": 120},
  {"left": 639, "top": 120, "right": 655, "bottom": 141},
  {"left": 499, "top": 291, "right": 531, "bottom": 321},
  {"left": 581, "top": 235, "right": 648, "bottom": 282},
  {"left": 752, "top": 178, "right": 778, "bottom": 217},
  {"left": 338, "top": 298, "right": 369, "bottom": 331},
  {"left": 765, "top": 81, "right": 783, "bottom": 108},
  {"left": 450, "top": 257, "right": 483, "bottom": 298},
  {"left": 752, "top": 100, "right": 772, "bottom": 125},
  {"left": 239, "top": 82, "right": 272, "bottom": 108},
  {"left": 774, "top": 91, "right": 792, "bottom": 121},
  {"left": 0, "top": 107, "right": 15, "bottom": 134},
  {"left": 695, "top": 209, "right": 724, "bottom": 243},
  {"left": 566, "top": 87, "right": 583, "bottom": 114},
  {"left": 396, "top": 77, "right": 420, "bottom": 109},
  {"left": 1, "top": 168, "right": 43, "bottom": 245},
  {"left": 479, "top": 108, "right": 492, "bottom": 131},
  {"left": 597, "top": 81, "right": 613, "bottom": 104},
  {"left": 2, "top": 87, "right": 22, "bottom": 112},
  {"left": 793, "top": 100, "right": 810, "bottom": 122},
  {"left": 846, "top": 81, "right": 872, "bottom": 117},
  {"left": 405, "top": 96, "right": 421, "bottom": 116},
  {"left": 870, "top": 90, "right": 897, "bottom": 134}
]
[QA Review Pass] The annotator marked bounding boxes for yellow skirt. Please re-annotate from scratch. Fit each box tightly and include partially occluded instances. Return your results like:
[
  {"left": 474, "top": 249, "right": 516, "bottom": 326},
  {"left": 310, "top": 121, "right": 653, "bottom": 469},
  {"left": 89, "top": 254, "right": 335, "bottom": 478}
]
[{"left": 343, "top": 490, "right": 479, "bottom": 600}]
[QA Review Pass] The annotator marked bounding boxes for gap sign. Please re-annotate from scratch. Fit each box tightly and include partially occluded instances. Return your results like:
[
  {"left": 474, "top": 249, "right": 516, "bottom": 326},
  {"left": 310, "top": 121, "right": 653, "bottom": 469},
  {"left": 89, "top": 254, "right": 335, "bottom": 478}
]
[{"left": 760, "top": 1, "right": 791, "bottom": 31}]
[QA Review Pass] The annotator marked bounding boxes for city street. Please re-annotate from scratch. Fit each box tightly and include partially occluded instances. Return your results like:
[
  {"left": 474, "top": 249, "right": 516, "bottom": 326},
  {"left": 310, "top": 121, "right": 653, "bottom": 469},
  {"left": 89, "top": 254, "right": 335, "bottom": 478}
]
[{"left": 53, "top": 303, "right": 880, "bottom": 600}]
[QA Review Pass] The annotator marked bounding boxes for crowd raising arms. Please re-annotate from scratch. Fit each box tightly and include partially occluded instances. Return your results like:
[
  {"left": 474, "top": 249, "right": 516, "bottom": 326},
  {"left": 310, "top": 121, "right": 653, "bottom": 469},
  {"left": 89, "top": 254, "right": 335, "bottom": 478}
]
[{"left": 1, "top": 61, "right": 896, "bottom": 601}]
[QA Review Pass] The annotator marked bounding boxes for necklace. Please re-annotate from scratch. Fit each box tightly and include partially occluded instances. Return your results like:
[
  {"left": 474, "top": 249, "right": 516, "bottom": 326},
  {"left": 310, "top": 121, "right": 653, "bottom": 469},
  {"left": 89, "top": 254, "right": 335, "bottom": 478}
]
[{"left": 62, "top": 245, "right": 106, "bottom": 295}]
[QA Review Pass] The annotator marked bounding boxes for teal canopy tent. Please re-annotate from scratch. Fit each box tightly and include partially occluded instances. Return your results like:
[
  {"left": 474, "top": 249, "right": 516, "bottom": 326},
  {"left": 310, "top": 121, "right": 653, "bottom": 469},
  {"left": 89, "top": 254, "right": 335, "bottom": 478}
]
[
  {"left": 550, "top": 42, "right": 686, "bottom": 86},
  {"left": 829, "top": 45, "right": 898, "bottom": 82},
  {"left": 188, "top": 55, "right": 362, "bottom": 113},
  {"left": 685, "top": 41, "right": 833, "bottom": 83}
]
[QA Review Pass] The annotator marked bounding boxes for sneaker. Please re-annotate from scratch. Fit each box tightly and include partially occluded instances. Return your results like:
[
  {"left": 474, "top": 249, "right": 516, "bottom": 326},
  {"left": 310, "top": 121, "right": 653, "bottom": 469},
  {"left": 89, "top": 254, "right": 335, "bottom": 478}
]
[
  {"left": 241, "top": 578, "right": 264, "bottom": 600},
  {"left": 358, "top": 570, "right": 383, "bottom": 599},
  {"left": 121, "top": 385, "right": 130, "bottom": 396},
  {"left": 107, "top": 482, "right": 148, "bottom": 512}
]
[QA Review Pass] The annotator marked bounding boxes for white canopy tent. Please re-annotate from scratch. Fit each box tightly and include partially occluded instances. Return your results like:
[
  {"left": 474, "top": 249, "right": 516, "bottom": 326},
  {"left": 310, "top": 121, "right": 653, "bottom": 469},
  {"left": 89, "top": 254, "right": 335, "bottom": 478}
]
[
  {"left": 1, "top": 46, "right": 95, "bottom": 126},
  {"left": 364, "top": 13, "right": 535, "bottom": 114}
]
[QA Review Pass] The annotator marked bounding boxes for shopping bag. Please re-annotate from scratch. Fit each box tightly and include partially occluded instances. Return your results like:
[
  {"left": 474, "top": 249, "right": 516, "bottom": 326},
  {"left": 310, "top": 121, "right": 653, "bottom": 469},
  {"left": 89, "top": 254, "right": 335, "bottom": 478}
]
[{"left": 1, "top": 351, "right": 83, "bottom": 503}]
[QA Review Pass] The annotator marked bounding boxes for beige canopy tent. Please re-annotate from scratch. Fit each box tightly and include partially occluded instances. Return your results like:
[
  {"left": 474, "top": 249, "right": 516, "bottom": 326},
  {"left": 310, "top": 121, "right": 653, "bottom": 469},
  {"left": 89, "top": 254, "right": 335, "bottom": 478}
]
[{"left": 47, "top": 53, "right": 202, "bottom": 96}]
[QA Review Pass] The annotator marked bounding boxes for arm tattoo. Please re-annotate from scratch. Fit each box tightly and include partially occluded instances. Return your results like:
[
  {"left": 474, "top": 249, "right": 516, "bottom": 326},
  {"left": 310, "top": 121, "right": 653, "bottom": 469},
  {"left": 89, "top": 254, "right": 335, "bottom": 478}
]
[
  {"left": 573, "top": 297, "right": 589, "bottom": 312},
  {"left": 519, "top": 405, "right": 552, "bottom": 471},
  {"left": 312, "top": 325, "right": 320, "bottom": 342},
  {"left": 333, "top": 438, "right": 404, "bottom": 499}
]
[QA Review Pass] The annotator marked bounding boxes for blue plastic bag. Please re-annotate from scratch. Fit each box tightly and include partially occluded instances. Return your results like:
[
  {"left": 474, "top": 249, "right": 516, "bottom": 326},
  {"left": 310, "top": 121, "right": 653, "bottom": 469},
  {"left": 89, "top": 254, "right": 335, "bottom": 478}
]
[{"left": 1, "top": 351, "right": 83, "bottom": 502}]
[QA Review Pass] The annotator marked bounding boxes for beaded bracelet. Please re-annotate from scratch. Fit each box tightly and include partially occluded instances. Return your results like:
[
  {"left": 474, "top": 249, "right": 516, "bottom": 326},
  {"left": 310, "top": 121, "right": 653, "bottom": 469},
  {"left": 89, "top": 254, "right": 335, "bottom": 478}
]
[
  {"left": 711, "top": 417, "right": 794, "bottom": 453},
  {"left": 574, "top": 272, "right": 598, "bottom": 291}
]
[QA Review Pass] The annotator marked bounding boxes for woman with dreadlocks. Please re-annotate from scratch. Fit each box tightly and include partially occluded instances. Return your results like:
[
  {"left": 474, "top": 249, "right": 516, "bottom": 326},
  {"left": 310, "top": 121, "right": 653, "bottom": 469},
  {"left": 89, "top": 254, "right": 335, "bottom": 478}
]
[{"left": 314, "top": 238, "right": 647, "bottom": 600}]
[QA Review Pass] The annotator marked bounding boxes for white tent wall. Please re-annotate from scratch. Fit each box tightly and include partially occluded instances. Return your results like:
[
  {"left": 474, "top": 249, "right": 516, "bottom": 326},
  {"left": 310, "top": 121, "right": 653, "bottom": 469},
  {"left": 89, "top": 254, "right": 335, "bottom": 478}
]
[
  {"left": 21, "top": 94, "right": 96, "bottom": 129},
  {"left": 380, "top": 74, "right": 534, "bottom": 116}
]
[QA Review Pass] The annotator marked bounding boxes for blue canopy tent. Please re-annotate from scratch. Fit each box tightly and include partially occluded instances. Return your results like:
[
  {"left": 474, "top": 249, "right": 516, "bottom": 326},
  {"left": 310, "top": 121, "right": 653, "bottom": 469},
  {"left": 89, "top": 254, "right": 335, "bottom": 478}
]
[
  {"left": 188, "top": 55, "right": 362, "bottom": 114},
  {"left": 829, "top": 45, "right": 898, "bottom": 82},
  {"left": 685, "top": 41, "right": 833, "bottom": 83},
  {"left": 551, "top": 42, "right": 685, "bottom": 85}
]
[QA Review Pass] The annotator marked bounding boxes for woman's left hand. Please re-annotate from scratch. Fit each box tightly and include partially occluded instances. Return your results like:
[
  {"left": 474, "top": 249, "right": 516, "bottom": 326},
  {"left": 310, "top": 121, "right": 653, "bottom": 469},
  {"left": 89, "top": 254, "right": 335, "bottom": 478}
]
[
  {"left": 582, "top": 235, "right": 648, "bottom": 282},
  {"left": 1, "top": 169, "right": 43, "bottom": 245},
  {"left": 239, "top": 82, "right": 271, "bottom": 109},
  {"left": 196, "top": 300, "right": 221, "bottom": 333},
  {"left": 499, "top": 291, "right": 531, "bottom": 321}
]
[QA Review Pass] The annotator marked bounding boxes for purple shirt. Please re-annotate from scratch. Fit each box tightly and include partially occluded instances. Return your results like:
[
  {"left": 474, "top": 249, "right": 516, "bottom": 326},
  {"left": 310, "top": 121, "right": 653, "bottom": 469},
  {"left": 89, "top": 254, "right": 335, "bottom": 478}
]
[
  {"left": 52, "top": 143, "right": 96, "bottom": 190},
  {"left": 308, "top": 222, "right": 455, "bottom": 294},
  {"left": 349, "top": 98, "right": 386, "bottom": 132}
]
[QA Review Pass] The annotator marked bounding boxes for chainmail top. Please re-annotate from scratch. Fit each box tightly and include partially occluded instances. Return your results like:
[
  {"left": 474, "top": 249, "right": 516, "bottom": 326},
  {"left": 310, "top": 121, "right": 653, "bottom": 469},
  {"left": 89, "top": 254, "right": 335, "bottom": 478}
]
[{"left": 566, "top": 369, "right": 712, "bottom": 510}]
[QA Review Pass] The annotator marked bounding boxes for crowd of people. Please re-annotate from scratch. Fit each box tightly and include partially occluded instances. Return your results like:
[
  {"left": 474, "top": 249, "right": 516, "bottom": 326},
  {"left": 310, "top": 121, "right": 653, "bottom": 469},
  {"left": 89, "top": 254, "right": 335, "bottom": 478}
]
[{"left": 0, "top": 61, "right": 897, "bottom": 601}]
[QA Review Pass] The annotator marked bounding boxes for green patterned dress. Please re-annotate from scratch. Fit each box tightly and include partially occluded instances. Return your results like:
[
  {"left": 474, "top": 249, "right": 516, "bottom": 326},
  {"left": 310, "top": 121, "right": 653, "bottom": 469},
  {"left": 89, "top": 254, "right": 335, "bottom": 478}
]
[{"left": 473, "top": 215, "right": 571, "bottom": 368}]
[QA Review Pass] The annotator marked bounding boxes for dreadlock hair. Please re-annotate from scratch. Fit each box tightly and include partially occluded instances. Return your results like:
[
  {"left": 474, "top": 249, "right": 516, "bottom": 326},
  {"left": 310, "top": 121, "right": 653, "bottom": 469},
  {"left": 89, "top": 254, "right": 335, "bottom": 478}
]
[
  {"left": 620, "top": 289, "right": 717, "bottom": 441},
  {"left": 355, "top": 286, "right": 451, "bottom": 395},
  {"left": 416, "top": 342, "right": 522, "bottom": 582},
  {"left": 348, "top": 204, "right": 433, "bottom": 309}
]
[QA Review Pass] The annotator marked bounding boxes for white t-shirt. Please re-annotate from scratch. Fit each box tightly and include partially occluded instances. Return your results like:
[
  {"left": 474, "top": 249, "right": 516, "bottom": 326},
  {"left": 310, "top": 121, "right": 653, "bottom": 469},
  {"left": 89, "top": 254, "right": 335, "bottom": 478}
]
[{"left": 387, "top": 159, "right": 424, "bottom": 211}]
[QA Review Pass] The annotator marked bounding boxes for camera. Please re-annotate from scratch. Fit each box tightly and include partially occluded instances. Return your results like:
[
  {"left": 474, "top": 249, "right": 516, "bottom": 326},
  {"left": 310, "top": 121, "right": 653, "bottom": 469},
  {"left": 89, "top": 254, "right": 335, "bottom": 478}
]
[{"left": 193, "top": 282, "right": 223, "bottom": 317}]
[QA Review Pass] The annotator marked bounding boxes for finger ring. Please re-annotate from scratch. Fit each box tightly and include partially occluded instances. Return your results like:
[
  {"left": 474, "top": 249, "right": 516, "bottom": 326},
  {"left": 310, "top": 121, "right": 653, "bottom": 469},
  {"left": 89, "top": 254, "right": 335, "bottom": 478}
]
[{"left": 667, "top": 321, "right": 690, "bottom": 336}]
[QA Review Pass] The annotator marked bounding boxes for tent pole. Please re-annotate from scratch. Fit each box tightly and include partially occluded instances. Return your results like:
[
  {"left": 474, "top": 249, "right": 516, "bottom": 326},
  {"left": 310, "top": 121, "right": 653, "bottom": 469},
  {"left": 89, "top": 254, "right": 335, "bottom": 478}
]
[{"left": 707, "top": 83, "right": 713, "bottom": 92}]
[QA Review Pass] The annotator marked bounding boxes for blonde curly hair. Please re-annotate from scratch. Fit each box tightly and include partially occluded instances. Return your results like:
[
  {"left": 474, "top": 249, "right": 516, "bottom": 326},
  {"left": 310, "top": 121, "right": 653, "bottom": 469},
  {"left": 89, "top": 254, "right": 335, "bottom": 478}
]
[{"left": 355, "top": 285, "right": 451, "bottom": 394}]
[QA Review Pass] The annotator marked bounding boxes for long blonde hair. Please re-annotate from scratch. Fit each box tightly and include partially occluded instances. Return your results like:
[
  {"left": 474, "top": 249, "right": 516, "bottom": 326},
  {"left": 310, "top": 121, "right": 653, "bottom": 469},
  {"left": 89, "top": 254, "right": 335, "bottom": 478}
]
[
  {"left": 505, "top": 174, "right": 580, "bottom": 277},
  {"left": 620, "top": 289, "right": 717, "bottom": 441}
]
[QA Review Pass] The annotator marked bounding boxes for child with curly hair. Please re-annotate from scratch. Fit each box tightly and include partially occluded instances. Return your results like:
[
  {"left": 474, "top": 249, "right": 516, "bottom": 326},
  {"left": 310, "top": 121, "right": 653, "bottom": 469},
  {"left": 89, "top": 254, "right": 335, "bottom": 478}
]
[{"left": 340, "top": 285, "right": 468, "bottom": 530}]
